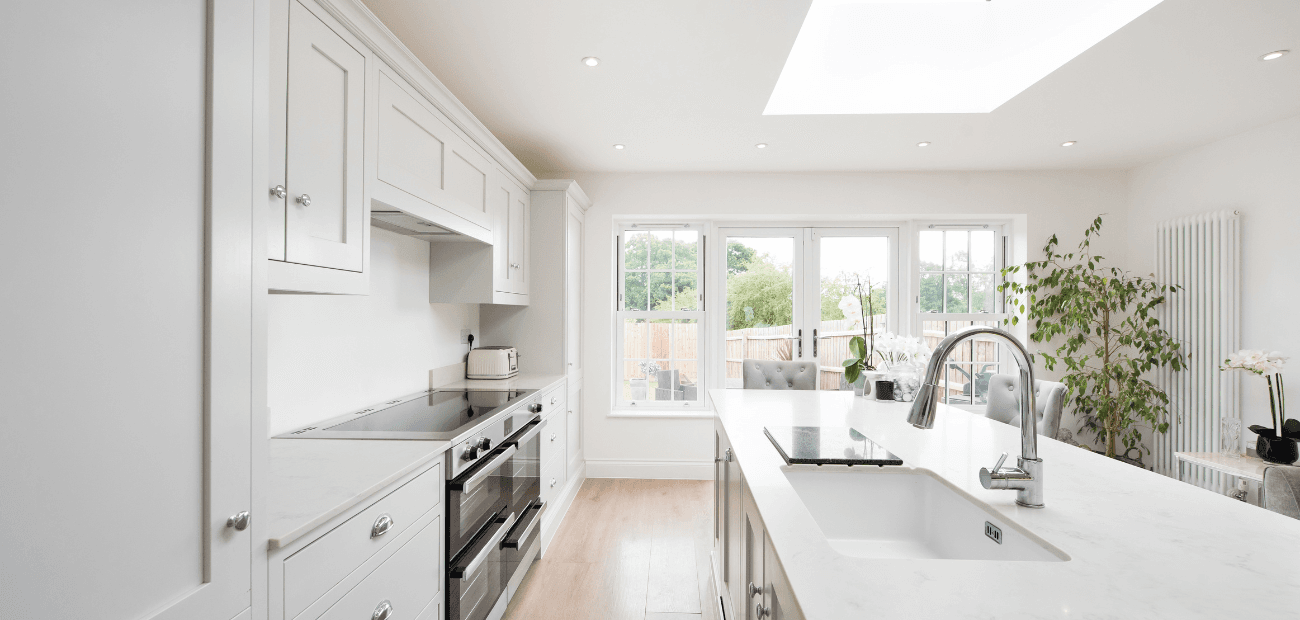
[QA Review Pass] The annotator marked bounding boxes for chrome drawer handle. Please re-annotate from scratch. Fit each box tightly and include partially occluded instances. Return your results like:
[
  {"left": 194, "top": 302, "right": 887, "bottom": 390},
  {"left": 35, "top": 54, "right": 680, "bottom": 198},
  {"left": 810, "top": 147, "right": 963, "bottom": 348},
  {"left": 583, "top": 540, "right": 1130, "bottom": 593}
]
[
  {"left": 756, "top": 602, "right": 770, "bottom": 618},
  {"left": 551, "top": 396, "right": 558, "bottom": 405},
  {"left": 550, "top": 433, "right": 556, "bottom": 442},
  {"left": 270, "top": 185, "right": 286, "bottom": 199},
  {"left": 372, "top": 600, "right": 392, "bottom": 620},
  {"left": 296, "top": 193, "right": 311, "bottom": 207},
  {"left": 749, "top": 582, "right": 762, "bottom": 598},
  {"left": 225, "top": 511, "right": 250, "bottom": 531},
  {"left": 371, "top": 513, "right": 393, "bottom": 539},
  {"left": 550, "top": 478, "right": 557, "bottom": 488}
]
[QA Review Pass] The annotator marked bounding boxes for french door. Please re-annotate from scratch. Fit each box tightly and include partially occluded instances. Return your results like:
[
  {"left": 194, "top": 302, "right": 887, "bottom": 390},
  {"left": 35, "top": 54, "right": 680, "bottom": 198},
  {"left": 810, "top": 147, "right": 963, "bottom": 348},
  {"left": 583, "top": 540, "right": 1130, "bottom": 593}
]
[{"left": 718, "top": 227, "right": 898, "bottom": 390}]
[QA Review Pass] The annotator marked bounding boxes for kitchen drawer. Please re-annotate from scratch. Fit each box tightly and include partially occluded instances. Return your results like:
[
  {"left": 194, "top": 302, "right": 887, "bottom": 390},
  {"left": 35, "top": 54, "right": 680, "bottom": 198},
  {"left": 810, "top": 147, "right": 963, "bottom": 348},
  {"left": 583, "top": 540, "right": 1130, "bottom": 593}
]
[
  {"left": 541, "top": 408, "right": 566, "bottom": 470},
  {"left": 541, "top": 450, "right": 567, "bottom": 505},
  {"left": 536, "top": 383, "right": 566, "bottom": 420},
  {"left": 317, "top": 515, "right": 441, "bottom": 620},
  {"left": 284, "top": 463, "right": 441, "bottom": 620}
]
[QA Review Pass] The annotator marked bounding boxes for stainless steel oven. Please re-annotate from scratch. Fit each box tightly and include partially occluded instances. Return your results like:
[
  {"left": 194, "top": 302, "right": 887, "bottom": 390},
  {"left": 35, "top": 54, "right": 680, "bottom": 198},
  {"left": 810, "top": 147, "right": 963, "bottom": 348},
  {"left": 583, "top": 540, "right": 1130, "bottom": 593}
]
[{"left": 447, "top": 409, "right": 545, "bottom": 620}]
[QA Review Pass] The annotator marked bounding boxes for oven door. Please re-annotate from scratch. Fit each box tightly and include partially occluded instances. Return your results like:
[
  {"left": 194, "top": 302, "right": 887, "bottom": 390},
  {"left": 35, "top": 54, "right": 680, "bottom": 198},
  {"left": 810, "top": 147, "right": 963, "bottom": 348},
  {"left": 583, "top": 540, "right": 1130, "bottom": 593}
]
[
  {"left": 447, "top": 445, "right": 513, "bottom": 555},
  {"left": 503, "top": 417, "right": 543, "bottom": 512},
  {"left": 447, "top": 509, "right": 514, "bottom": 620}
]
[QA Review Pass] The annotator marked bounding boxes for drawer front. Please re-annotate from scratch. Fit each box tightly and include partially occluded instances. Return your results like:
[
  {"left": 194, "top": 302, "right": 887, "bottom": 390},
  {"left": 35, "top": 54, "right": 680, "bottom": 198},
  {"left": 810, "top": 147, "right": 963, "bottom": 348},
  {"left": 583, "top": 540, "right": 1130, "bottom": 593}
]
[
  {"left": 541, "top": 450, "right": 567, "bottom": 505},
  {"left": 541, "top": 408, "right": 566, "bottom": 470},
  {"left": 284, "top": 463, "right": 440, "bottom": 620},
  {"left": 318, "top": 515, "right": 441, "bottom": 620}
]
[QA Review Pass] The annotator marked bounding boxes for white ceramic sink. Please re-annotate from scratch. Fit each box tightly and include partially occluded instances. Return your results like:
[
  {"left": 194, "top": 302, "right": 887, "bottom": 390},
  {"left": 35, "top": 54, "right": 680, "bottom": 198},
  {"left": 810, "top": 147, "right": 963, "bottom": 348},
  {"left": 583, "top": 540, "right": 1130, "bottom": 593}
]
[{"left": 783, "top": 467, "right": 1069, "bottom": 562}]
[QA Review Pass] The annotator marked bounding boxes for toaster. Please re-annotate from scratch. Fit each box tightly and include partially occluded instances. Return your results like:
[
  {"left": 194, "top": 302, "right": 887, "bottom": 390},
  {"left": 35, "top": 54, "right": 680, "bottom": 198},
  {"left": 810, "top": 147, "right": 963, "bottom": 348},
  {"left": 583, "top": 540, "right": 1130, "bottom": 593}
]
[{"left": 466, "top": 346, "right": 518, "bottom": 379}]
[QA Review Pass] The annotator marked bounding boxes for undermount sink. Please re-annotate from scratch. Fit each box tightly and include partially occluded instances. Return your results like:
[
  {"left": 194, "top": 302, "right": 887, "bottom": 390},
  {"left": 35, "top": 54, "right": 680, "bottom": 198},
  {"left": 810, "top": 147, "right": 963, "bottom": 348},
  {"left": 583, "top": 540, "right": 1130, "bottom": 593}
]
[{"left": 782, "top": 467, "right": 1069, "bottom": 562}]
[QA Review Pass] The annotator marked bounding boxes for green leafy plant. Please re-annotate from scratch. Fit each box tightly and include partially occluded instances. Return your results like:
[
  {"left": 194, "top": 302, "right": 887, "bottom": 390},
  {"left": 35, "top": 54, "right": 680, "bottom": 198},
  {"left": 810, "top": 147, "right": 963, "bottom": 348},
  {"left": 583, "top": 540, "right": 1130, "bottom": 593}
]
[
  {"left": 841, "top": 275, "right": 881, "bottom": 384},
  {"left": 1000, "top": 216, "right": 1186, "bottom": 458}
]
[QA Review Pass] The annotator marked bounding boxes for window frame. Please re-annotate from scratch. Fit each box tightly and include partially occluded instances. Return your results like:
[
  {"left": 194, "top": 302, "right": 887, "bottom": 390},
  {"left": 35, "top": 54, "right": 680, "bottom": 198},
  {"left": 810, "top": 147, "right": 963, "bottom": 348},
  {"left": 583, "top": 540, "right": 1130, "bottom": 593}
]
[
  {"left": 613, "top": 222, "right": 709, "bottom": 410},
  {"left": 912, "top": 222, "right": 1011, "bottom": 410}
]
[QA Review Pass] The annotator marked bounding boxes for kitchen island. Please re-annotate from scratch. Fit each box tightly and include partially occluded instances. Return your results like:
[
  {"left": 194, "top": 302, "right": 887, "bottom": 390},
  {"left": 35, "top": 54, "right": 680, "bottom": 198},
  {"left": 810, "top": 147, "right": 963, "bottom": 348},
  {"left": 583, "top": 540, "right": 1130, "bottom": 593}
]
[{"left": 710, "top": 389, "right": 1300, "bottom": 620}]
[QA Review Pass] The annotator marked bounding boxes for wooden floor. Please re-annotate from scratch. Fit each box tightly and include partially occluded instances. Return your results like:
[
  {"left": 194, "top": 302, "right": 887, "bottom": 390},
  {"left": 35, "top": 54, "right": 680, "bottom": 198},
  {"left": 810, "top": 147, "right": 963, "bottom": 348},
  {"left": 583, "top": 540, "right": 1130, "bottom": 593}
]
[{"left": 503, "top": 479, "right": 720, "bottom": 620}]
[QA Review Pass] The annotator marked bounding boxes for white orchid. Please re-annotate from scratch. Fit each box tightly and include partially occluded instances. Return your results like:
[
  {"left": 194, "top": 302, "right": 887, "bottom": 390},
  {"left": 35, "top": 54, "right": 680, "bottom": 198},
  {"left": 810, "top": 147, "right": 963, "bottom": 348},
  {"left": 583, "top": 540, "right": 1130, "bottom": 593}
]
[
  {"left": 872, "top": 332, "right": 932, "bottom": 369},
  {"left": 838, "top": 295, "right": 863, "bottom": 329},
  {"left": 1222, "top": 349, "right": 1288, "bottom": 376}
]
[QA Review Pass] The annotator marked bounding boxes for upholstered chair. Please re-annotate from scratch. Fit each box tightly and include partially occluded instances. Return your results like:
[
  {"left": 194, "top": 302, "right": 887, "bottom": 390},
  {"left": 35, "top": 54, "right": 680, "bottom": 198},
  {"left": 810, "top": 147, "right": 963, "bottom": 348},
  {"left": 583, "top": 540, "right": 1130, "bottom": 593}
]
[
  {"left": 984, "top": 374, "right": 1067, "bottom": 439},
  {"left": 1263, "top": 466, "right": 1300, "bottom": 520},
  {"left": 741, "top": 359, "right": 818, "bottom": 391}
]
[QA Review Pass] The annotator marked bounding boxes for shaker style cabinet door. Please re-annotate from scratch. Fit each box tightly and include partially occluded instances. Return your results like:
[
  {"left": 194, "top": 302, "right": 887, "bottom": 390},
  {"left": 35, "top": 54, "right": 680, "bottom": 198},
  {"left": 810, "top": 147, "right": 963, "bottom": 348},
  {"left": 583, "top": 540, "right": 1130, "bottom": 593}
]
[
  {"left": 284, "top": 0, "right": 365, "bottom": 272},
  {"left": 565, "top": 207, "right": 583, "bottom": 373},
  {"left": 507, "top": 187, "right": 529, "bottom": 294}
]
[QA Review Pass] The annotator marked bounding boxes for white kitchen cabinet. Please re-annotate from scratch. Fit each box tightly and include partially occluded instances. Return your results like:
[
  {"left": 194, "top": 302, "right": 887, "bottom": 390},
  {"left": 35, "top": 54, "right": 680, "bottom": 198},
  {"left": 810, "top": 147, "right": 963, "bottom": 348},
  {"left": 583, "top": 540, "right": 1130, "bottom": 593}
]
[
  {"left": 427, "top": 167, "right": 529, "bottom": 304},
  {"left": 373, "top": 69, "right": 493, "bottom": 237},
  {"left": 268, "top": 0, "right": 370, "bottom": 294},
  {"left": 567, "top": 384, "right": 583, "bottom": 479}
]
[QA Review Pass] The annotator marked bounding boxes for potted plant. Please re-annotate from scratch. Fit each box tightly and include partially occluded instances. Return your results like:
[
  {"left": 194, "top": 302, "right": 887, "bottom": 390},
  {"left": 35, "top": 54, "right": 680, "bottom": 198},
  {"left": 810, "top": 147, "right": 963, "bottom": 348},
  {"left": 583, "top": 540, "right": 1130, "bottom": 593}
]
[
  {"left": 840, "top": 276, "right": 881, "bottom": 396},
  {"left": 1221, "top": 350, "right": 1299, "bottom": 464},
  {"left": 1000, "top": 216, "right": 1186, "bottom": 460}
]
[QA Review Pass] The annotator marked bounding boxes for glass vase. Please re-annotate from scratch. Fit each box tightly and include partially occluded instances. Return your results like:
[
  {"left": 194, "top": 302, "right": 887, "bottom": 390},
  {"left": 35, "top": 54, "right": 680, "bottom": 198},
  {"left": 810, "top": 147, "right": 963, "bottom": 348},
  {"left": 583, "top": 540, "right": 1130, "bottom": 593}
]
[
  {"left": 1219, "top": 415, "right": 1243, "bottom": 456},
  {"left": 892, "top": 363, "right": 923, "bottom": 402}
]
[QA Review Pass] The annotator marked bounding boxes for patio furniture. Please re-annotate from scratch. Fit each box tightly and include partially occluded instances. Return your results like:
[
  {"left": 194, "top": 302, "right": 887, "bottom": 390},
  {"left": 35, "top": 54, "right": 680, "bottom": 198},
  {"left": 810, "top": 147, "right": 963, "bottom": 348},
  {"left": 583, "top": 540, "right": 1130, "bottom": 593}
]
[{"left": 984, "top": 373, "right": 1066, "bottom": 438}]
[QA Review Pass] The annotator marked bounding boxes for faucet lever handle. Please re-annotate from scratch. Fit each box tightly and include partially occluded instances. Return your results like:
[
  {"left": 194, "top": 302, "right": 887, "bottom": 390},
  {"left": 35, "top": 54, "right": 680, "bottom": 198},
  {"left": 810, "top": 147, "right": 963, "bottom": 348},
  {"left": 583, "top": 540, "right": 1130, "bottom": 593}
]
[{"left": 991, "top": 452, "right": 1009, "bottom": 473}]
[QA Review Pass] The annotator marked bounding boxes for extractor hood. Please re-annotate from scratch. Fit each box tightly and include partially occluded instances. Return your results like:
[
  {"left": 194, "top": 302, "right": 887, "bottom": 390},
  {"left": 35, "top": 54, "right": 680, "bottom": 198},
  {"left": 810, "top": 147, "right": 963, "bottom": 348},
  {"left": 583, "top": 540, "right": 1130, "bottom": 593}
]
[{"left": 369, "top": 182, "right": 492, "bottom": 245}]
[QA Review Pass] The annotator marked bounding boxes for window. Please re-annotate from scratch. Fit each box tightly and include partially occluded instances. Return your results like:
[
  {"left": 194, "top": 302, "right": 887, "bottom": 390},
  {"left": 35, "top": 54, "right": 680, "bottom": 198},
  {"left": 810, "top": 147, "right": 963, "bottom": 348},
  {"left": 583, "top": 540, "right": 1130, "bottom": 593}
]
[
  {"left": 616, "top": 225, "right": 706, "bottom": 408},
  {"left": 917, "top": 225, "right": 1008, "bottom": 407}
]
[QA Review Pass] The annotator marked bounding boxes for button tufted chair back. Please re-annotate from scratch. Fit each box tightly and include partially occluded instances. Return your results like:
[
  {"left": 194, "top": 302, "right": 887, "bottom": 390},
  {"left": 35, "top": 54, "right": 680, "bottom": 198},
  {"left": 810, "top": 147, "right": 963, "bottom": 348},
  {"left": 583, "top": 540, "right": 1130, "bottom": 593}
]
[
  {"left": 1263, "top": 466, "right": 1300, "bottom": 520},
  {"left": 741, "top": 359, "right": 818, "bottom": 391},
  {"left": 984, "top": 374, "right": 1066, "bottom": 439}
]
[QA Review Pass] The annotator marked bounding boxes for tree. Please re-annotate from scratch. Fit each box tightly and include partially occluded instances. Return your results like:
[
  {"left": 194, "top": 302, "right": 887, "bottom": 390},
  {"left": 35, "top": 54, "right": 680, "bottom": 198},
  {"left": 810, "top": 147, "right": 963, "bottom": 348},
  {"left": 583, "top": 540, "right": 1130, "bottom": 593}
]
[
  {"left": 1001, "top": 216, "right": 1186, "bottom": 458},
  {"left": 725, "top": 257, "right": 793, "bottom": 330},
  {"left": 727, "top": 241, "right": 756, "bottom": 276},
  {"left": 821, "top": 275, "right": 886, "bottom": 322}
]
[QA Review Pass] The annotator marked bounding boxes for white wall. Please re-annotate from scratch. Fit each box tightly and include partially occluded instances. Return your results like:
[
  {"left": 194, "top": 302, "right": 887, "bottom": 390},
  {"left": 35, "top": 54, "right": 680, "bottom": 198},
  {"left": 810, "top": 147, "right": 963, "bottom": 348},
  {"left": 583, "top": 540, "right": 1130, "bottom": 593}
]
[
  {"left": 1127, "top": 114, "right": 1300, "bottom": 435},
  {"left": 566, "top": 171, "right": 1131, "bottom": 475},
  {"left": 267, "top": 227, "right": 478, "bottom": 435}
]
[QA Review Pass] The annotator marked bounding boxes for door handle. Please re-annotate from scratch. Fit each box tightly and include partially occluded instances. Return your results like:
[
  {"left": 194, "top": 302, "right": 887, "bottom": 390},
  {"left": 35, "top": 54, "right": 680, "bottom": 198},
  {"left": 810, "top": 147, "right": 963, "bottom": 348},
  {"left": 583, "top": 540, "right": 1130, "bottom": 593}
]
[
  {"left": 797, "top": 329, "right": 802, "bottom": 358},
  {"left": 813, "top": 328, "right": 818, "bottom": 358},
  {"left": 454, "top": 512, "right": 515, "bottom": 579}
]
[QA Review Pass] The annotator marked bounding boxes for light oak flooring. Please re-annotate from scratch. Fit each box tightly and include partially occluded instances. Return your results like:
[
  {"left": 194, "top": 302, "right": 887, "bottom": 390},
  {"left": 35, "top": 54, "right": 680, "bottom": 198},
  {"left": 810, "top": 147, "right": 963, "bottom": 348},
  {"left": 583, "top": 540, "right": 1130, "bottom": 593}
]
[{"left": 502, "top": 479, "right": 720, "bottom": 620}]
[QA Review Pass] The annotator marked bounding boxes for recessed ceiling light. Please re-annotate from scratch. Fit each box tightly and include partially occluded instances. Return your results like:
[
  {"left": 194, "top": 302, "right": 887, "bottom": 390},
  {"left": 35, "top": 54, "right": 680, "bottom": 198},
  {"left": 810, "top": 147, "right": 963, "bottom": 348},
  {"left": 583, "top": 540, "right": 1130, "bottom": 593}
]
[
  {"left": 1260, "top": 50, "right": 1289, "bottom": 61},
  {"left": 613, "top": 144, "right": 625, "bottom": 150},
  {"left": 582, "top": 56, "right": 600, "bottom": 67},
  {"left": 917, "top": 141, "right": 931, "bottom": 147},
  {"left": 756, "top": 143, "right": 768, "bottom": 149},
  {"left": 1061, "top": 141, "right": 1077, "bottom": 147}
]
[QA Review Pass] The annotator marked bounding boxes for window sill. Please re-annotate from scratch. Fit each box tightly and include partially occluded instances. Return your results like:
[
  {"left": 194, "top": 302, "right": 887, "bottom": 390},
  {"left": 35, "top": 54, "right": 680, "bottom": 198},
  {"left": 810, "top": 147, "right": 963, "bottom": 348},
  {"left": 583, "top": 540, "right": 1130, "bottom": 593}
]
[{"left": 608, "top": 408, "right": 716, "bottom": 419}]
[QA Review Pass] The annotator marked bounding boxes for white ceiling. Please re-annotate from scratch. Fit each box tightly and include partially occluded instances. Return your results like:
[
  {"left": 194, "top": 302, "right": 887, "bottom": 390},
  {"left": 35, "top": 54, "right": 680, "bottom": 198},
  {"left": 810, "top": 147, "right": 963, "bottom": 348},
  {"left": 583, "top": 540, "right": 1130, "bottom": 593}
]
[{"left": 360, "top": 0, "right": 1300, "bottom": 174}]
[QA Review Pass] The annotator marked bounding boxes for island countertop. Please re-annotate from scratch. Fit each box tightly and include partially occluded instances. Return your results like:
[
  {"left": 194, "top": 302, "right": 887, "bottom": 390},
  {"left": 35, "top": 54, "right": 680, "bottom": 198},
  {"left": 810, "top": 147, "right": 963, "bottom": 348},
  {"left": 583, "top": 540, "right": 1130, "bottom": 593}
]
[{"left": 709, "top": 389, "right": 1300, "bottom": 620}]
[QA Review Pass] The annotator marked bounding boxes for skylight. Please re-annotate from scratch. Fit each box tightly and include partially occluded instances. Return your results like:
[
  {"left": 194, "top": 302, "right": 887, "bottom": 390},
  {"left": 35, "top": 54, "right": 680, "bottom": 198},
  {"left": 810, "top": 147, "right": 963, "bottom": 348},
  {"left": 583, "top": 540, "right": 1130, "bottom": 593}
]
[{"left": 764, "top": 0, "right": 1164, "bottom": 115}]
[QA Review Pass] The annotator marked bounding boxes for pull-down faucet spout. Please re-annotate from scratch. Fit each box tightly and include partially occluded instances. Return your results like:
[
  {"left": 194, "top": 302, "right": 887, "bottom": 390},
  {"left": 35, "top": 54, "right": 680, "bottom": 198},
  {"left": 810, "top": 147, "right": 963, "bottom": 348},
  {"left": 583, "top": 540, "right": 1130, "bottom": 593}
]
[{"left": 907, "top": 326, "right": 1045, "bottom": 508}]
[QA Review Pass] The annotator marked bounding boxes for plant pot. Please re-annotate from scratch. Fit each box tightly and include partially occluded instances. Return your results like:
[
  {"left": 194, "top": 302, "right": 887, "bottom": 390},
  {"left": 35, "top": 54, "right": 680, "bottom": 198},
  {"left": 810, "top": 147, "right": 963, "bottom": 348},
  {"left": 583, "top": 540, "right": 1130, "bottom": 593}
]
[{"left": 1257, "top": 435, "right": 1299, "bottom": 465}]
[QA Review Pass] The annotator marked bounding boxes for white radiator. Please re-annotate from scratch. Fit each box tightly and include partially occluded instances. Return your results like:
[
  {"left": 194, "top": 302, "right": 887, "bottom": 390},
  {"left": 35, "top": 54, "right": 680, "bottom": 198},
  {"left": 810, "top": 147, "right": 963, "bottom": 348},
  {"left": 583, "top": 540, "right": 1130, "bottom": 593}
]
[{"left": 1153, "top": 211, "right": 1241, "bottom": 492}]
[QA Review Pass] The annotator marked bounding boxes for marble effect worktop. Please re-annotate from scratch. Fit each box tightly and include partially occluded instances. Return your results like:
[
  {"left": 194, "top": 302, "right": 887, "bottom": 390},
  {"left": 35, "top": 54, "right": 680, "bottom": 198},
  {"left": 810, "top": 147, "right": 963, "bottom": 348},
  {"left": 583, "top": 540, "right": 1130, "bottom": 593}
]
[
  {"left": 266, "top": 373, "right": 567, "bottom": 549},
  {"left": 710, "top": 389, "right": 1300, "bottom": 620}
]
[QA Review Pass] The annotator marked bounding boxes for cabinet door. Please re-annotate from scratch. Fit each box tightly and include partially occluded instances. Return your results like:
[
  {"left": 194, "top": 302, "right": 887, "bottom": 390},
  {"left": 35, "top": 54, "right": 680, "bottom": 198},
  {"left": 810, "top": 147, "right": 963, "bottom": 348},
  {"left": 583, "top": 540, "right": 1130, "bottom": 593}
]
[
  {"left": 507, "top": 187, "right": 529, "bottom": 294},
  {"left": 284, "top": 0, "right": 365, "bottom": 272},
  {"left": 763, "top": 531, "right": 804, "bottom": 620},
  {"left": 445, "top": 141, "right": 491, "bottom": 221},
  {"left": 567, "top": 386, "right": 582, "bottom": 478},
  {"left": 565, "top": 206, "right": 583, "bottom": 373},
  {"left": 726, "top": 442, "right": 745, "bottom": 614},
  {"left": 743, "top": 506, "right": 765, "bottom": 620}
]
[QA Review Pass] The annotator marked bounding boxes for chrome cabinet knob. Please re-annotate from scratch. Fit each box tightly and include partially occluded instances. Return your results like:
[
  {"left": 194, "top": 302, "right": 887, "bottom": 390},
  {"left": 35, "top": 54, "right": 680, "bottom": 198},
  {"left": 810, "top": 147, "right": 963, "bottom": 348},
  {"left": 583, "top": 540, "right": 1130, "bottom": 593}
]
[
  {"left": 755, "top": 602, "right": 770, "bottom": 618},
  {"left": 370, "top": 513, "right": 394, "bottom": 539},
  {"left": 296, "top": 193, "right": 311, "bottom": 207},
  {"left": 748, "top": 582, "right": 762, "bottom": 598},
  {"left": 550, "top": 433, "right": 556, "bottom": 442},
  {"left": 551, "top": 396, "right": 558, "bottom": 405},
  {"left": 371, "top": 600, "right": 393, "bottom": 620},
  {"left": 270, "top": 185, "right": 286, "bottom": 199},
  {"left": 225, "top": 511, "right": 250, "bottom": 531},
  {"left": 510, "top": 262, "right": 521, "bottom": 269},
  {"left": 550, "top": 478, "right": 557, "bottom": 487}
]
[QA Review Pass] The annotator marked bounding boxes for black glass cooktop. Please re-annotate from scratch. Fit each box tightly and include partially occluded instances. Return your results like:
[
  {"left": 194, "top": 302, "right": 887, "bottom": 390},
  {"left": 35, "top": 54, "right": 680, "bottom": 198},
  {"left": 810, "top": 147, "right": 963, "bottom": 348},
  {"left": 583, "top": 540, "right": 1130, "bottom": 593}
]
[
  {"left": 764, "top": 426, "right": 902, "bottom": 466},
  {"left": 277, "top": 389, "right": 534, "bottom": 440}
]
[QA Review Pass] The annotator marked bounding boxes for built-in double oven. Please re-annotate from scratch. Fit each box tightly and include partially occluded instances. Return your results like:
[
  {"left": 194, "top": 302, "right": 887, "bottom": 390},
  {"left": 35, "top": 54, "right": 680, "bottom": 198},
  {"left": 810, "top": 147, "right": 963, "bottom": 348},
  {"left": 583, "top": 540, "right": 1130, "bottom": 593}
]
[{"left": 446, "top": 398, "right": 545, "bottom": 620}]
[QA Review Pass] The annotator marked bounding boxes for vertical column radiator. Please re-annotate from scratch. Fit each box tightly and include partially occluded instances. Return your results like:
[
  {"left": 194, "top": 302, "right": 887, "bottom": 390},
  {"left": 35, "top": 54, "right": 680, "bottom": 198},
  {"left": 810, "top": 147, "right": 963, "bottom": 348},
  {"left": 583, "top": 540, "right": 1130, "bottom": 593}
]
[{"left": 1153, "top": 211, "right": 1240, "bottom": 493}]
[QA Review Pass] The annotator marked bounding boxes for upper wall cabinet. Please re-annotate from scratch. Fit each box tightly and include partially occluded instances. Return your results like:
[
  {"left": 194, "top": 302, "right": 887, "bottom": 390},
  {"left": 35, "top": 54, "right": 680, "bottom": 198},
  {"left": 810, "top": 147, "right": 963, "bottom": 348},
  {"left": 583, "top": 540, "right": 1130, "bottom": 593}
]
[
  {"left": 373, "top": 71, "right": 493, "bottom": 237},
  {"left": 428, "top": 167, "right": 529, "bottom": 305},
  {"left": 269, "top": 0, "right": 370, "bottom": 294}
]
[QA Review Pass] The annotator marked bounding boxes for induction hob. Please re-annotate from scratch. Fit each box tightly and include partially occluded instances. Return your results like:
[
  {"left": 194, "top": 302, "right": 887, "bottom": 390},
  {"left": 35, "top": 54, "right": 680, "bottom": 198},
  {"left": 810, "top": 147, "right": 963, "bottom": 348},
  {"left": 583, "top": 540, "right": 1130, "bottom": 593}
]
[{"left": 276, "top": 388, "right": 536, "bottom": 441}]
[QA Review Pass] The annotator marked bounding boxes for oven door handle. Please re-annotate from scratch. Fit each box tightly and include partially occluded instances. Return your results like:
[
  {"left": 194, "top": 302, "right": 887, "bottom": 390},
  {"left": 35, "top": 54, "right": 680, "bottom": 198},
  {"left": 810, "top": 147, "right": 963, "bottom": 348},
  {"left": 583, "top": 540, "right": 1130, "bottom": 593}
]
[
  {"left": 504, "top": 417, "right": 545, "bottom": 447},
  {"left": 502, "top": 500, "right": 545, "bottom": 549},
  {"left": 449, "top": 445, "right": 517, "bottom": 492},
  {"left": 453, "top": 511, "right": 516, "bottom": 579}
]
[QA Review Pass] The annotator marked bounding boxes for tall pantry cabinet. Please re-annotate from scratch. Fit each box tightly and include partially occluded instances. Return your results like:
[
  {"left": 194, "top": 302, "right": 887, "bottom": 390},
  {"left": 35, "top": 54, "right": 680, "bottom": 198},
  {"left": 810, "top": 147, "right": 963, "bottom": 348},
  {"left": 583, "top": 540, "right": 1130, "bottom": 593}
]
[{"left": 481, "top": 180, "right": 589, "bottom": 479}]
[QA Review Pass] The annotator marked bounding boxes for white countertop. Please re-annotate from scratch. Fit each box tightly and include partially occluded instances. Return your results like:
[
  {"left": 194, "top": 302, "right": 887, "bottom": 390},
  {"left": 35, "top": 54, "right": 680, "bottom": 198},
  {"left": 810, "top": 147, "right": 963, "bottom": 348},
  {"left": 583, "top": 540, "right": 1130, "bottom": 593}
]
[
  {"left": 265, "top": 373, "right": 567, "bottom": 549},
  {"left": 710, "top": 389, "right": 1300, "bottom": 620}
]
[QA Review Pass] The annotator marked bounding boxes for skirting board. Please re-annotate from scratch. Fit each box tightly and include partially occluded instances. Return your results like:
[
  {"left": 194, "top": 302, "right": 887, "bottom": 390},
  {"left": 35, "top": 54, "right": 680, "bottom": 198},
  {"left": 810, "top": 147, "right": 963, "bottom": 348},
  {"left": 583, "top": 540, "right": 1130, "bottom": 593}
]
[
  {"left": 584, "top": 458, "right": 713, "bottom": 480},
  {"left": 540, "top": 462, "right": 586, "bottom": 556}
]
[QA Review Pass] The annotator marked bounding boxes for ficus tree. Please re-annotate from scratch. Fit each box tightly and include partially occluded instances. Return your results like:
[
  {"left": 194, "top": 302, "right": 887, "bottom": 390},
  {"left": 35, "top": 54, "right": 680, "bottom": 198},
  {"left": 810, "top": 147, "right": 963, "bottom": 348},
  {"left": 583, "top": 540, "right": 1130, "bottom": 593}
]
[{"left": 999, "top": 216, "right": 1186, "bottom": 459}]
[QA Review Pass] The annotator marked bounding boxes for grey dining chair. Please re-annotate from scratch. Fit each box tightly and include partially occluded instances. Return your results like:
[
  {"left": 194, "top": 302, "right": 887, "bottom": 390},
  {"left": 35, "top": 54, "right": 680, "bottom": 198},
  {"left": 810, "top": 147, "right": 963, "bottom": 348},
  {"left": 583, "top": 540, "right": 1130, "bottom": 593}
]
[
  {"left": 1263, "top": 466, "right": 1300, "bottom": 520},
  {"left": 984, "top": 374, "right": 1067, "bottom": 439},
  {"left": 742, "top": 359, "right": 818, "bottom": 391}
]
